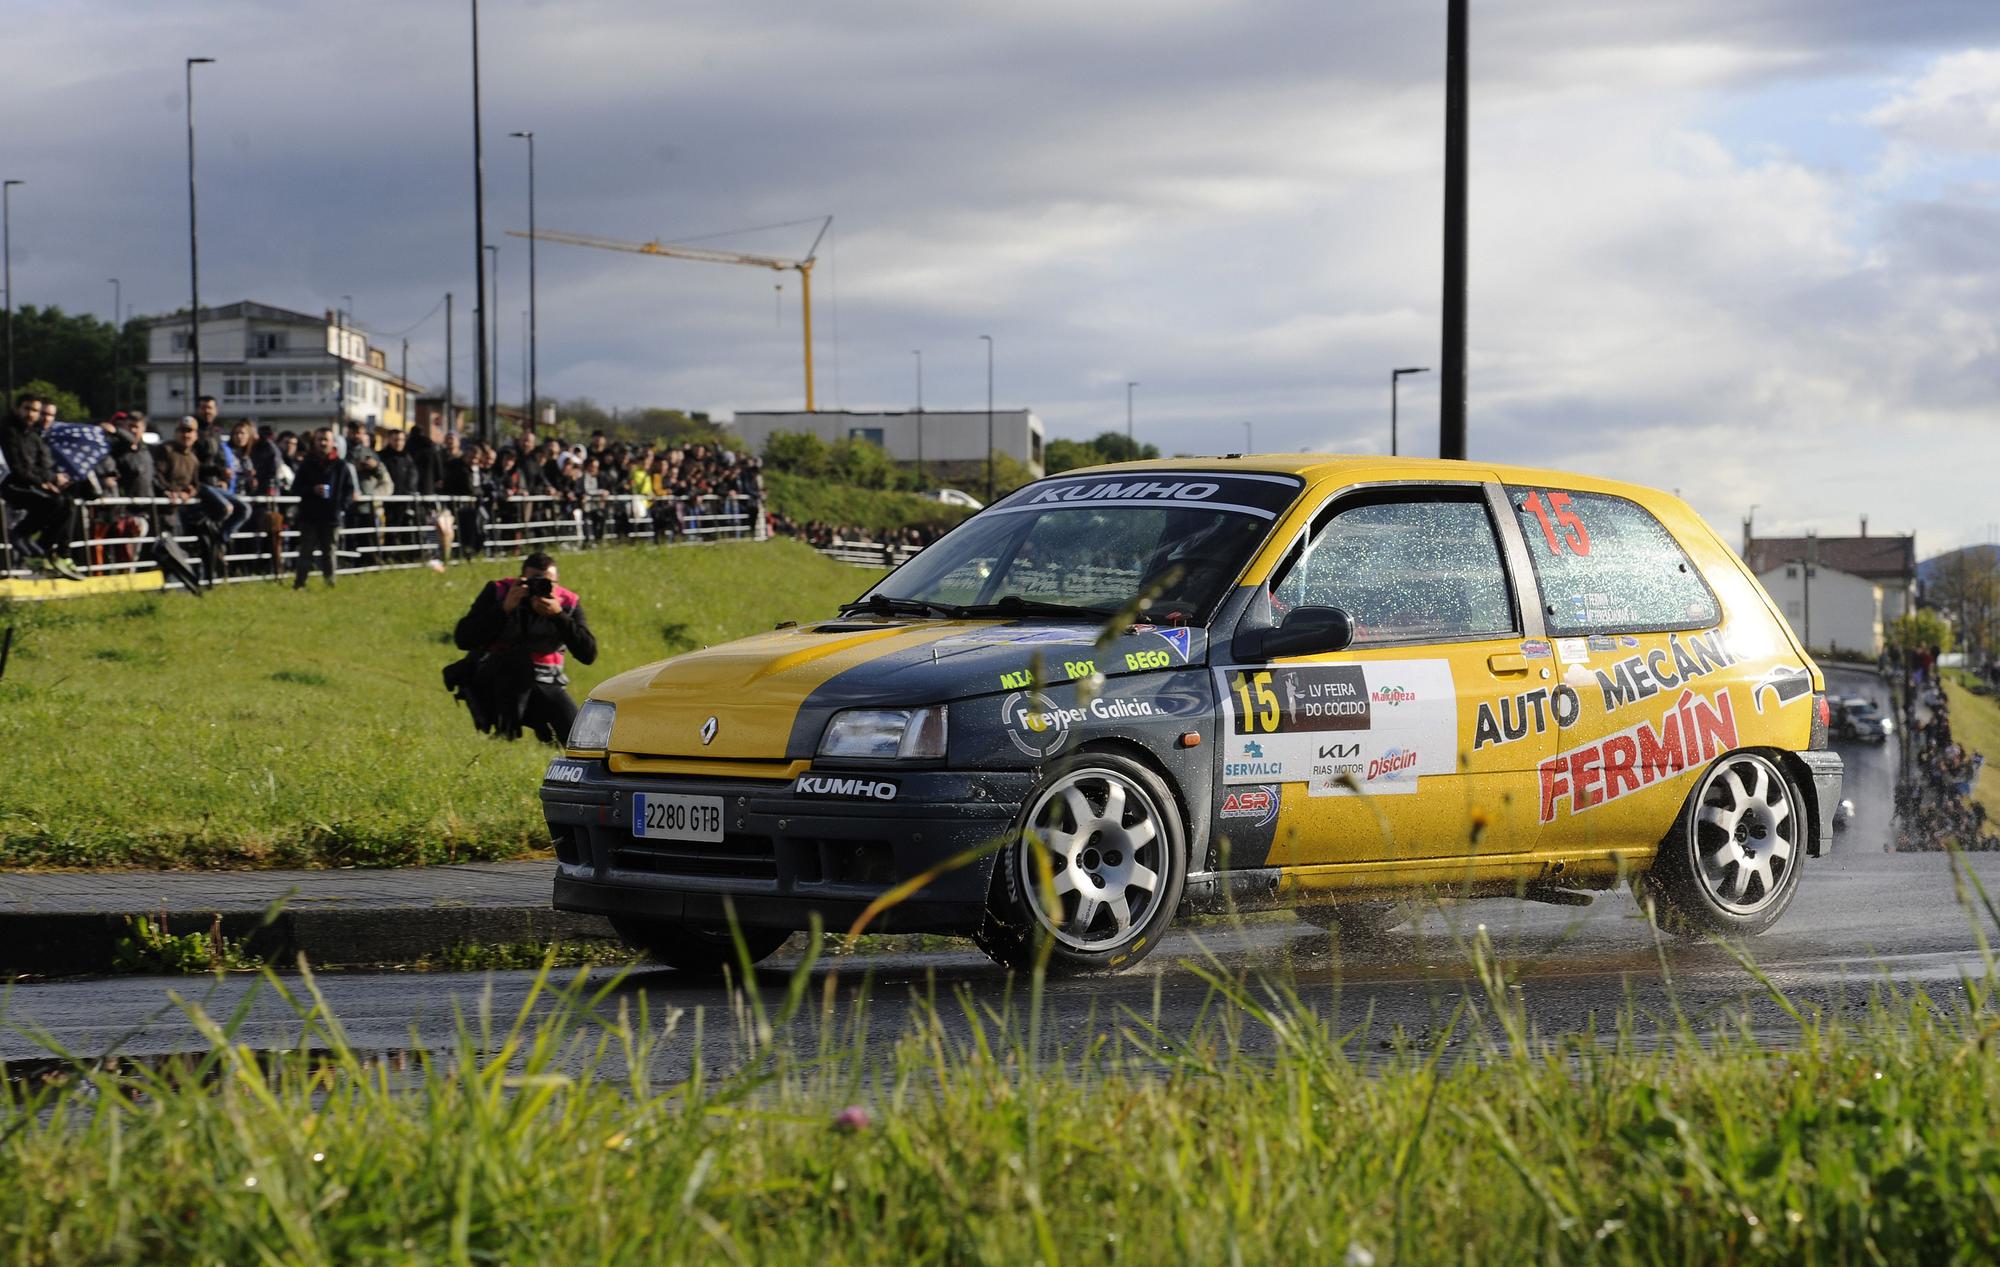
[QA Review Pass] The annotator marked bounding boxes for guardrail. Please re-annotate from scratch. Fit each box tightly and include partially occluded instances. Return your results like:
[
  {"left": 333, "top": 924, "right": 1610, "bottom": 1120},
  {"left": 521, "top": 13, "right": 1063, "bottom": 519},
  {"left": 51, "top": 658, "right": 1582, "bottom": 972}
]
[
  {"left": 2, "top": 490, "right": 766, "bottom": 588},
  {"left": 812, "top": 541, "right": 926, "bottom": 569}
]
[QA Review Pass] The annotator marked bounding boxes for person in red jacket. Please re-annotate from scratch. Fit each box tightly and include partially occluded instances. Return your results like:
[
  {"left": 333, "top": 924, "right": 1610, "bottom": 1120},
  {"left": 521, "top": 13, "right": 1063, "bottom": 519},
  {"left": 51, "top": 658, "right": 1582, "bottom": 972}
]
[{"left": 452, "top": 550, "right": 598, "bottom": 742}]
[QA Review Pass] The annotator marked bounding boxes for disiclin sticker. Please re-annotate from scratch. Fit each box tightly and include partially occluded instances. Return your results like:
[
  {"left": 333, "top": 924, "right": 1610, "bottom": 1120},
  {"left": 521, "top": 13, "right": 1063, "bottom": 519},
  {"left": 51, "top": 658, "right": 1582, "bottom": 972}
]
[
  {"left": 1556, "top": 638, "right": 1591, "bottom": 661},
  {"left": 1521, "top": 640, "right": 1552, "bottom": 659}
]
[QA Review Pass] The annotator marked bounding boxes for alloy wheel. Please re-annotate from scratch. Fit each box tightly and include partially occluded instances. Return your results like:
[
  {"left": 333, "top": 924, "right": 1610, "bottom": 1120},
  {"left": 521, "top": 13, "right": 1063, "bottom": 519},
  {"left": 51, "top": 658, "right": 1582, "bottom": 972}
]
[{"left": 1020, "top": 767, "right": 1169, "bottom": 952}]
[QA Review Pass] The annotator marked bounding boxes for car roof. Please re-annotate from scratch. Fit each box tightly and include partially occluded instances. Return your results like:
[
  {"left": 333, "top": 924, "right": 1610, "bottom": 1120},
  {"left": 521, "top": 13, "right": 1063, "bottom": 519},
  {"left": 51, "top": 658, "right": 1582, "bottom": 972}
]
[{"left": 1055, "top": 453, "right": 1687, "bottom": 502}]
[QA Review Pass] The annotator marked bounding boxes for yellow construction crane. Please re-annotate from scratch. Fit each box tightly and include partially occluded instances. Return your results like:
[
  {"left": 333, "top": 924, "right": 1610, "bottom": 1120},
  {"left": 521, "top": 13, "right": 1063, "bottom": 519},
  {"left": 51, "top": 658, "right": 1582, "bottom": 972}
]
[{"left": 510, "top": 216, "right": 832, "bottom": 411}]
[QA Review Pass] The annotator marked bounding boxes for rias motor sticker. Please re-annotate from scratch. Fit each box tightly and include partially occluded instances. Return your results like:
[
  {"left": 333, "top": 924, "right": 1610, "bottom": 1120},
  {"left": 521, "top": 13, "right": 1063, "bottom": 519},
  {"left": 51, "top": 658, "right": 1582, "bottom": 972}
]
[{"left": 1217, "top": 660, "right": 1457, "bottom": 795}]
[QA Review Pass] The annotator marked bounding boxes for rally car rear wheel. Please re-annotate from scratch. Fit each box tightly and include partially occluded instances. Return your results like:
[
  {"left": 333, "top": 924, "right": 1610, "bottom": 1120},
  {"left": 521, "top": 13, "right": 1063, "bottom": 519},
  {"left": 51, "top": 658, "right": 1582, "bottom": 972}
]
[
  {"left": 1644, "top": 750, "right": 1804, "bottom": 936},
  {"left": 609, "top": 917, "right": 791, "bottom": 974},
  {"left": 977, "top": 754, "right": 1188, "bottom": 975}
]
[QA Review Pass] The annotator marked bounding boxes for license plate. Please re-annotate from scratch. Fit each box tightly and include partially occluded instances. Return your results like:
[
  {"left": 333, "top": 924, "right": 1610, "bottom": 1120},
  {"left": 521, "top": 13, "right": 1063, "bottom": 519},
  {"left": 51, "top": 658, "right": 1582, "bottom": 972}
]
[{"left": 631, "top": 793, "right": 725, "bottom": 843}]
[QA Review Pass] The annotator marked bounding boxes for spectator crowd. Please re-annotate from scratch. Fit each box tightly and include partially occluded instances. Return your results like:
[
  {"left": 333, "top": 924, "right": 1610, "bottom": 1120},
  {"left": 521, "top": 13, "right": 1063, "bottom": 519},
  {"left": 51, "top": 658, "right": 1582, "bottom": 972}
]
[{"left": 1, "top": 389, "right": 799, "bottom": 587}]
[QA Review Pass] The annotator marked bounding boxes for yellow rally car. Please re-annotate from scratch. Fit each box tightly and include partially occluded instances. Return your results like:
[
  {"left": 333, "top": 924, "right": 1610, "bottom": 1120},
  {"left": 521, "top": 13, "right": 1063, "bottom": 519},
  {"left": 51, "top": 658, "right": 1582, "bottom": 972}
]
[{"left": 542, "top": 457, "right": 1841, "bottom": 974}]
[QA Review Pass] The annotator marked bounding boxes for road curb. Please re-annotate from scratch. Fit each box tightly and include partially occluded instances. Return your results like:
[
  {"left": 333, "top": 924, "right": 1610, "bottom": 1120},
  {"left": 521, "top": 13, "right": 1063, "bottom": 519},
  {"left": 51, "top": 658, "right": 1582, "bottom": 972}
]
[{"left": 0, "top": 905, "right": 617, "bottom": 979}]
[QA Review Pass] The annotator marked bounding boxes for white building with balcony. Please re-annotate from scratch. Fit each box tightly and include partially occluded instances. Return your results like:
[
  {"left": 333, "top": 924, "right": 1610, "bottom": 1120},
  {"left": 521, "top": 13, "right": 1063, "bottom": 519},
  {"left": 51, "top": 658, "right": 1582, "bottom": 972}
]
[{"left": 141, "top": 300, "right": 421, "bottom": 431}]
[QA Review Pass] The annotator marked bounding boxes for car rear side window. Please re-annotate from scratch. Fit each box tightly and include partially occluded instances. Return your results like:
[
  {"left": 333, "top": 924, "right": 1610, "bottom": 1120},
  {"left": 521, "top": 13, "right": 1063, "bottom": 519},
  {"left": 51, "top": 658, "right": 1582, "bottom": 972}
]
[
  {"left": 1506, "top": 486, "right": 1720, "bottom": 634},
  {"left": 1272, "top": 492, "right": 1516, "bottom": 645}
]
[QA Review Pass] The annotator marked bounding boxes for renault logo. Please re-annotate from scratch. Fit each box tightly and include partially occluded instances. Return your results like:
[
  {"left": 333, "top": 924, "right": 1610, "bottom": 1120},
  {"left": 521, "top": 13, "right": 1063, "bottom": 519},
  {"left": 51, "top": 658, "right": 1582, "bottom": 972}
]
[{"left": 700, "top": 716, "right": 719, "bottom": 746}]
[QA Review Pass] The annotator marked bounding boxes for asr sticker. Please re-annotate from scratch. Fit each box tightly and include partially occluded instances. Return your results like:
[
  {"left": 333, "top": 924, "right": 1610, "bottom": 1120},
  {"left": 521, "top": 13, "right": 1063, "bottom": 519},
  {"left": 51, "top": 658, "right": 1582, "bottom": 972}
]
[{"left": 1219, "top": 785, "right": 1281, "bottom": 826}]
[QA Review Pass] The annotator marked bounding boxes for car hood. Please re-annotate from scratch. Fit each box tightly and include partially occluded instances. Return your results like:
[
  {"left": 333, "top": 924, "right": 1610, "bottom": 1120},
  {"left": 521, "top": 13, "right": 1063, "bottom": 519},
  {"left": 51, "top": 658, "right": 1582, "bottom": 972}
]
[{"left": 591, "top": 617, "right": 1208, "bottom": 760}]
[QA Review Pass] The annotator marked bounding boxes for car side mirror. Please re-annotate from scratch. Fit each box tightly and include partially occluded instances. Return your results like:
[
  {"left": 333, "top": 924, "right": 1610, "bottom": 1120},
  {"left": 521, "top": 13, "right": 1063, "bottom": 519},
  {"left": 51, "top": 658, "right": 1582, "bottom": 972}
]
[{"left": 1235, "top": 605, "right": 1354, "bottom": 660}]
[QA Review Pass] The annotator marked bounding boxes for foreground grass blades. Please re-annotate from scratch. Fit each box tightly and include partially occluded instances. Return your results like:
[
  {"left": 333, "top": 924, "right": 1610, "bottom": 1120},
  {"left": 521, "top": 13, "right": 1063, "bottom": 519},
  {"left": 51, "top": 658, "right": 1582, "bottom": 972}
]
[
  {"left": 0, "top": 540, "right": 880, "bottom": 869},
  {"left": 6, "top": 932, "right": 2000, "bottom": 1265}
]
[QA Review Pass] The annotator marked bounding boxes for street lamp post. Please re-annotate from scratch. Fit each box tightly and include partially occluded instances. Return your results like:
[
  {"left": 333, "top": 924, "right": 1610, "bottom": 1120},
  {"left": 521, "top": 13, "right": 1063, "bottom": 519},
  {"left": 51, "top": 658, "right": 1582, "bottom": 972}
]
[
  {"left": 1126, "top": 381, "right": 1138, "bottom": 448},
  {"left": 107, "top": 277, "right": 121, "bottom": 412},
  {"left": 484, "top": 244, "right": 499, "bottom": 436},
  {"left": 1391, "top": 366, "right": 1429, "bottom": 456},
  {"left": 979, "top": 334, "right": 993, "bottom": 502},
  {"left": 3, "top": 179, "right": 21, "bottom": 405},
  {"left": 912, "top": 349, "right": 924, "bottom": 486},
  {"left": 185, "top": 57, "right": 215, "bottom": 415},
  {"left": 469, "top": 0, "right": 490, "bottom": 445},
  {"left": 1243, "top": 421, "right": 1253, "bottom": 453},
  {"left": 508, "top": 130, "right": 536, "bottom": 426}
]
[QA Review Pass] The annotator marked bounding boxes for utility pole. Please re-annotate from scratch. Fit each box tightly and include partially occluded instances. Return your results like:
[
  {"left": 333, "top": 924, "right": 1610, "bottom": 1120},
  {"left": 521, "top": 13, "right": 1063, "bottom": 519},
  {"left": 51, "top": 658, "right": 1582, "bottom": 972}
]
[
  {"left": 401, "top": 336, "right": 409, "bottom": 416},
  {"left": 980, "top": 334, "right": 994, "bottom": 502},
  {"left": 186, "top": 57, "right": 215, "bottom": 414},
  {"left": 1439, "top": 0, "right": 1468, "bottom": 461},
  {"left": 1803, "top": 530, "right": 1818, "bottom": 652},
  {"left": 2, "top": 179, "right": 18, "bottom": 406},
  {"left": 1126, "top": 381, "right": 1138, "bottom": 449},
  {"left": 469, "top": 0, "right": 489, "bottom": 445},
  {"left": 444, "top": 292, "right": 454, "bottom": 435},
  {"left": 912, "top": 349, "right": 924, "bottom": 486},
  {"left": 107, "top": 277, "right": 121, "bottom": 412},
  {"left": 508, "top": 130, "right": 537, "bottom": 425}
]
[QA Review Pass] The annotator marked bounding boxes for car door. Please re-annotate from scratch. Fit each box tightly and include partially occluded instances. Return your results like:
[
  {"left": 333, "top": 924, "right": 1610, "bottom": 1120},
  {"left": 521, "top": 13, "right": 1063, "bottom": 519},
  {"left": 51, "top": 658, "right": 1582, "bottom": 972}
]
[
  {"left": 1501, "top": 483, "right": 1743, "bottom": 852},
  {"left": 1216, "top": 483, "right": 1556, "bottom": 868}
]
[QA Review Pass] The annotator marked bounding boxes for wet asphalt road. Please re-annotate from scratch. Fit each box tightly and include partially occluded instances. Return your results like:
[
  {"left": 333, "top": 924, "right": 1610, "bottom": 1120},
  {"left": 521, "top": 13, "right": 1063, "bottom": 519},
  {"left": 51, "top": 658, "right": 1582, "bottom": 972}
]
[{"left": 7, "top": 664, "right": 1992, "bottom": 1072}]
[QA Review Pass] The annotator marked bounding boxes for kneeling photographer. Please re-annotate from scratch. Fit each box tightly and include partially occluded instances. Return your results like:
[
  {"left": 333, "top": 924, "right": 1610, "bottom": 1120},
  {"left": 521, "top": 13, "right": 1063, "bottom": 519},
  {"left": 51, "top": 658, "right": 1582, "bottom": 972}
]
[{"left": 451, "top": 551, "right": 598, "bottom": 742}]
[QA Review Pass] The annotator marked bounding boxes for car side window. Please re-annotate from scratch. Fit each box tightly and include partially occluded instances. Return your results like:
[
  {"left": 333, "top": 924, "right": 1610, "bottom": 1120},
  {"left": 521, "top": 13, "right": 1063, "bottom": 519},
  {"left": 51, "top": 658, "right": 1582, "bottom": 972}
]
[
  {"left": 1271, "top": 493, "right": 1516, "bottom": 645},
  {"left": 1506, "top": 486, "right": 1720, "bottom": 634}
]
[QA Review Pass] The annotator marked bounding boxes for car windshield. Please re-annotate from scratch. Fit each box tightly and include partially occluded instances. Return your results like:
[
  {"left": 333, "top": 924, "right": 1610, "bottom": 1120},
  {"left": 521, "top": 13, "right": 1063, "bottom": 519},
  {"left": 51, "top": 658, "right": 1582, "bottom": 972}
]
[{"left": 860, "top": 471, "right": 1305, "bottom": 625}]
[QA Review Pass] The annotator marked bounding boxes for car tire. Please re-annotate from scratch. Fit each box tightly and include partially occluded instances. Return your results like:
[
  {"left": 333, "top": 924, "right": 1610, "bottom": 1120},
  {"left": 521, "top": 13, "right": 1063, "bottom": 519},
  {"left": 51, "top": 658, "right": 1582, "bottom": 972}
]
[
  {"left": 608, "top": 917, "right": 792, "bottom": 974},
  {"left": 1643, "top": 750, "right": 1805, "bottom": 937},
  {"left": 1295, "top": 900, "right": 1409, "bottom": 947},
  {"left": 976, "top": 752, "right": 1188, "bottom": 976}
]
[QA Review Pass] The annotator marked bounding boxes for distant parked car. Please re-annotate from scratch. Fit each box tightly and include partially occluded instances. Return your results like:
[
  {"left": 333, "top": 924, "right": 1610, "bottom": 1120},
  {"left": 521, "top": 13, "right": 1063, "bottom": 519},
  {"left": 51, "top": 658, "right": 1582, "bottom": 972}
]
[
  {"left": 925, "top": 488, "right": 984, "bottom": 509},
  {"left": 1838, "top": 697, "right": 1890, "bottom": 743}
]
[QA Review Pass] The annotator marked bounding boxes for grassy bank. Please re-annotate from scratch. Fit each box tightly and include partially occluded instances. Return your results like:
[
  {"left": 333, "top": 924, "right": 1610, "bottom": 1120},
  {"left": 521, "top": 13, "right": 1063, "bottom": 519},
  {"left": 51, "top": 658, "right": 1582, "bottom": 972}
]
[
  {"left": 1942, "top": 673, "right": 2000, "bottom": 825},
  {"left": 0, "top": 539, "right": 879, "bottom": 870},
  {"left": 5, "top": 946, "right": 1999, "bottom": 1265},
  {"left": 765, "top": 471, "right": 975, "bottom": 534}
]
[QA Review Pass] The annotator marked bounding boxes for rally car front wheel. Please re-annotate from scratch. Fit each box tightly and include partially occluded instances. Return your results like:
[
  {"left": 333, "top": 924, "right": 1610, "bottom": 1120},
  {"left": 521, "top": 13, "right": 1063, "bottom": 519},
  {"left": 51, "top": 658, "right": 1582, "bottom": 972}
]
[{"left": 977, "top": 753, "right": 1188, "bottom": 976}]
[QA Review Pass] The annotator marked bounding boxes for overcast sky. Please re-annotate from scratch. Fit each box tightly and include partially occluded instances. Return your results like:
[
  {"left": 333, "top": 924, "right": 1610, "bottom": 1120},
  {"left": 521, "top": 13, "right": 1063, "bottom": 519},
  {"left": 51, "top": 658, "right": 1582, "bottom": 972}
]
[{"left": 8, "top": 0, "right": 2000, "bottom": 553}]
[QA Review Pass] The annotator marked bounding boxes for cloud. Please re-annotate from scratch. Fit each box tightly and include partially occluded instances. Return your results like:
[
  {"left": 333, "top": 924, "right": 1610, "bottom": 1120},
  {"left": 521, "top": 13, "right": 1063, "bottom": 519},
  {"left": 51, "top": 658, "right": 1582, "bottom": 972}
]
[{"left": 5, "top": 1, "right": 2000, "bottom": 551}]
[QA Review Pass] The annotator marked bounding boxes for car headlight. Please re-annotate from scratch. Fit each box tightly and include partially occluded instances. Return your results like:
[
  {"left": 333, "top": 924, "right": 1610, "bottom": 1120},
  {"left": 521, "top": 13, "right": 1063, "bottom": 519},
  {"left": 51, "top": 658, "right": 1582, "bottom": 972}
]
[
  {"left": 568, "top": 700, "right": 616, "bottom": 751},
  {"left": 818, "top": 706, "right": 948, "bottom": 760}
]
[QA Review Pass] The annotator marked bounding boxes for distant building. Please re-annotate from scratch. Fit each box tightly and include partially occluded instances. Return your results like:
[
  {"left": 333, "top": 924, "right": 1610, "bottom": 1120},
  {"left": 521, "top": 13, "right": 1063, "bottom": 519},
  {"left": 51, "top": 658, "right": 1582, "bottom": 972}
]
[
  {"left": 141, "top": 301, "right": 423, "bottom": 431},
  {"left": 729, "top": 409, "right": 1045, "bottom": 479},
  {"left": 1755, "top": 561, "right": 1883, "bottom": 656},
  {"left": 1743, "top": 525, "right": 1916, "bottom": 625}
]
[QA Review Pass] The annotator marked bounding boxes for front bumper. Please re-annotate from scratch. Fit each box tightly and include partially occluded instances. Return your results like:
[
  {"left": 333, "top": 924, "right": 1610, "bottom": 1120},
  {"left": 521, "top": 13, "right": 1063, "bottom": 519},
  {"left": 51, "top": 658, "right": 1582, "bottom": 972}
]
[
  {"left": 541, "top": 759, "right": 1035, "bottom": 934},
  {"left": 1798, "top": 750, "right": 1843, "bottom": 856}
]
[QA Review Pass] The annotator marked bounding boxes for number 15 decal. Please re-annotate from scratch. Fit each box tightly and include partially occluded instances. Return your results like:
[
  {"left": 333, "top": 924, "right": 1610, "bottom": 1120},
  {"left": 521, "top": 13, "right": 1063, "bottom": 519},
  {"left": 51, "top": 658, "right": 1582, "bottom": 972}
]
[{"left": 1524, "top": 490, "right": 1591, "bottom": 556}]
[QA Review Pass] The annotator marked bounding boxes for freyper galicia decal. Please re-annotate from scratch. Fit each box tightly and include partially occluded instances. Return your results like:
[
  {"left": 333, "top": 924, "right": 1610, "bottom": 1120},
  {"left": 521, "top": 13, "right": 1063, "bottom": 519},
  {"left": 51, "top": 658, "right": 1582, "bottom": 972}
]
[{"left": 1218, "top": 660, "right": 1458, "bottom": 795}]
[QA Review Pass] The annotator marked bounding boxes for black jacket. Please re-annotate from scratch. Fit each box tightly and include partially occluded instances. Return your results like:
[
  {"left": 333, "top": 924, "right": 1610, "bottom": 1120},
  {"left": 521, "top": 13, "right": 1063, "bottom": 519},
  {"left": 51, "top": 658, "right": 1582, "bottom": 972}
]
[
  {"left": 406, "top": 431, "right": 443, "bottom": 496},
  {"left": 110, "top": 433, "right": 156, "bottom": 498},
  {"left": 292, "top": 453, "right": 356, "bottom": 525},
  {"left": 454, "top": 578, "right": 598, "bottom": 668},
  {"left": 380, "top": 448, "right": 417, "bottom": 495},
  {"left": 1, "top": 417, "right": 55, "bottom": 487}
]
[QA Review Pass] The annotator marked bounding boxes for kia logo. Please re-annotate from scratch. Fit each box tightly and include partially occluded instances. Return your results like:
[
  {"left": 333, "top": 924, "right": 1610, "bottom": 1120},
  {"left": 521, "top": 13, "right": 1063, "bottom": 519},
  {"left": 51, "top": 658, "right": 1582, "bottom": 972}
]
[{"left": 700, "top": 716, "right": 719, "bottom": 746}]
